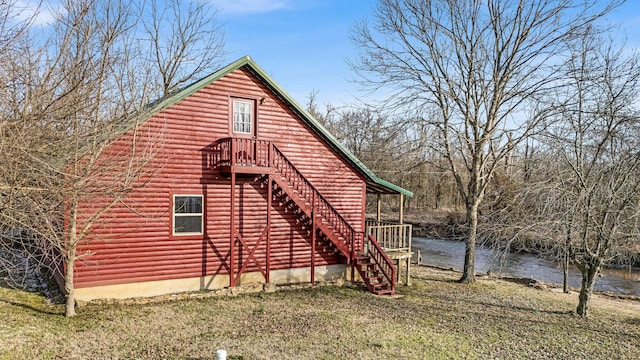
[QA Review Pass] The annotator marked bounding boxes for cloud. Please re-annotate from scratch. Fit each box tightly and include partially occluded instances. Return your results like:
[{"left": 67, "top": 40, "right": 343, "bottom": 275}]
[
  {"left": 213, "top": 0, "right": 293, "bottom": 15},
  {"left": 13, "top": 0, "right": 58, "bottom": 26}
]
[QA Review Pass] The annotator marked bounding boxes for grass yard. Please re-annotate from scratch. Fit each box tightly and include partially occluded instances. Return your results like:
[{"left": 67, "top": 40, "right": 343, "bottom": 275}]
[{"left": 1, "top": 266, "right": 639, "bottom": 359}]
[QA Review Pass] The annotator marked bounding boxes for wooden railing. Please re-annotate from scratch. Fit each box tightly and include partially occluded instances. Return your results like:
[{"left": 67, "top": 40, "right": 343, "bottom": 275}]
[
  {"left": 366, "top": 234, "right": 395, "bottom": 293},
  {"left": 212, "top": 137, "right": 271, "bottom": 168},
  {"left": 365, "top": 220, "right": 412, "bottom": 253},
  {"left": 232, "top": 138, "right": 271, "bottom": 167},
  {"left": 210, "top": 137, "right": 401, "bottom": 291},
  {"left": 271, "top": 145, "right": 363, "bottom": 255}
]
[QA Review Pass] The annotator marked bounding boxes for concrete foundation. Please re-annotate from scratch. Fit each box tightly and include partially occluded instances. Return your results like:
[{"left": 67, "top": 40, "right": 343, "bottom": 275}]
[{"left": 75, "top": 264, "right": 349, "bottom": 301}]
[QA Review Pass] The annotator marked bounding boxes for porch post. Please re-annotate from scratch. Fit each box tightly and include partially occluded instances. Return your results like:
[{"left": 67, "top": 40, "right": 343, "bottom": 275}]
[
  {"left": 266, "top": 144, "right": 273, "bottom": 284},
  {"left": 230, "top": 171, "right": 236, "bottom": 287},
  {"left": 399, "top": 193, "right": 404, "bottom": 224},
  {"left": 376, "top": 193, "right": 382, "bottom": 223},
  {"left": 266, "top": 173, "right": 272, "bottom": 283},
  {"left": 311, "top": 192, "right": 316, "bottom": 286}
]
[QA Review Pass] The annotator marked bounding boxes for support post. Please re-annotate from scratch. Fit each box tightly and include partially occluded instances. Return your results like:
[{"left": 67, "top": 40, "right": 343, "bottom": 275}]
[
  {"left": 399, "top": 193, "right": 404, "bottom": 224},
  {"left": 266, "top": 173, "right": 272, "bottom": 283},
  {"left": 230, "top": 171, "right": 236, "bottom": 287},
  {"left": 311, "top": 192, "right": 316, "bottom": 286},
  {"left": 376, "top": 193, "right": 382, "bottom": 242},
  {"left": 350, "top": 233, "right": 355, "bottom": 283}
]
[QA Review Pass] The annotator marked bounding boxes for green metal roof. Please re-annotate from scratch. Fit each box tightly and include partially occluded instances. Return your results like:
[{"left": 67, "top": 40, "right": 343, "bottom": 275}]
[{"left": 131, "top": 56, "right": 413, "bottom": 197}]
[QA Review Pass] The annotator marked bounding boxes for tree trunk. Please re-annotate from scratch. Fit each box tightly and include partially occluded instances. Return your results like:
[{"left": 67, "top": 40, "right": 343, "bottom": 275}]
[
  {"left": 576, "top": 263, "right": 601, "bottom": 317},
  {"left": 562, "top": 251, "right": 569, "bottom": 293},
  {"left": 65, "top": 201, "right": 78, "bottom": 317},
  {"left": 459, "top": 199, "right": 479, "bottom": 283},
  {"left": 563, "top": 227, "right": 570, "bottom": 293},
  {"left": 64, "top": 248, "right": 77, "bottom": 317}
]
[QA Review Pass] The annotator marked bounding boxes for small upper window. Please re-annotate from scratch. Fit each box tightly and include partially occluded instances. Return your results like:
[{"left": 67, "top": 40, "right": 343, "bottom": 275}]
[
  {"left": 233, "top": 100, "right": 253, "bottom": 134},
  {"left": 173, "top": 195, "right": 203, "bottom": 235}
]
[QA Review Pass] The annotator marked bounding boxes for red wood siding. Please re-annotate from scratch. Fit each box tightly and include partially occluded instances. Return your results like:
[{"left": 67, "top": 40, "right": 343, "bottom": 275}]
[{"left": 74, "top": 67, "right": 366, "bottom": 288}]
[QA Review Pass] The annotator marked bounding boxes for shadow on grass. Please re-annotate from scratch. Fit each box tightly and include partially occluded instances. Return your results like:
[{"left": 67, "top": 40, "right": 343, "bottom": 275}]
[
  {"left": 470, "top": 298, "right": 574, "bottom": 315},
  {"left": 625, "top": 317, "right": 640, "bottom": 326},
  {"left": 0, "top": 276, "right": 62, "bottom": 316},
  {"left": 0, "top": 297, "right": 60, "bottom": 315}
]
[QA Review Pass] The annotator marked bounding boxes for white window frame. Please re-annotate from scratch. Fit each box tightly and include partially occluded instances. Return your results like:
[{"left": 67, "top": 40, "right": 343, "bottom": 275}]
[
  {"left": 233, "top": 100, "right": 253, "bottom": 134},
  {"left": 172, "top": 194, "right": 203, "bottom": 236}
]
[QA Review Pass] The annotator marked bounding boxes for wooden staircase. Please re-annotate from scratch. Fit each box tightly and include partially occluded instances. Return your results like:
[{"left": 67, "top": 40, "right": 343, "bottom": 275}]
[
  {"left": 213, "top": 137, "right": 396, "bottom": 295},
  {"left": 354, "top": 235, "right": 396, "bottom": 295},
  {"left": 270, "top": 167, "right": 352, "bottom": 262}
]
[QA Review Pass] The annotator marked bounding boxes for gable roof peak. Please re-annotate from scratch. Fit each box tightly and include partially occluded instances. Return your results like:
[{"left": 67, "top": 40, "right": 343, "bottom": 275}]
[{"left": 137, "top": 56, "right": 414, "bottom": 197}]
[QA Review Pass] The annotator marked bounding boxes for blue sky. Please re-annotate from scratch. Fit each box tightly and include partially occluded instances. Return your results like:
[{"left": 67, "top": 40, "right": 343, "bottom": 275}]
[
  {"left": 216, "top": 0, "right": 378, "bottom": 108},
  {"left": 22, "top": 0, "right": 640, "bottom": 109},
  {"left": 21, "top": 0, "right": 373, "bottom": 107},
  {"left": 216, "top": 0, "right": 640, "bottom": 109}
]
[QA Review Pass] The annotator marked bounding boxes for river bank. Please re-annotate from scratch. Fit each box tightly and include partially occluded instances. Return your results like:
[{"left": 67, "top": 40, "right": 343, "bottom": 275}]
[
  {"left": 414, "top": 237, "right": 640, "bottom": 298},
  {"left": 375, "top": 209, "right": 640, "bottom": 269},
  {"left": 368, "top": 209, "right": 466, "bottom": 238}
]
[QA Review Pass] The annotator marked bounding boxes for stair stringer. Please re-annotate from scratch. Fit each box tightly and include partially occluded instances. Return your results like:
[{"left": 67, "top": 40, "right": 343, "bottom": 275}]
[{"left": 270, "top": 173, "right": 351, "bottom": 262}]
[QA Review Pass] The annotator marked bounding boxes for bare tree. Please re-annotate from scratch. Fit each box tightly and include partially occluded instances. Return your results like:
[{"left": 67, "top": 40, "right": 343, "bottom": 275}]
[
  {"left": 307, "top": 94, "right": 440, "bottom": 210},
  {"left": 16, "top": 0, "right": 161, "bottom": 317},
  {"left": 486, "top": 32, "right": 640, "bottom": 317},
  {"left": 0, "top": 0, "right": 226, "bottom": 317},
  {"left": 351, "top": 0, "right": 620, "bottom": 283},
  {"left": 545, "top": 35, "right": 640, "bottom": 316},
  {"left": 142, "top": 0, "right": 226, "bottom": 97},
  {"left": 0, "top": 0, "right": 46, "bottom": 288}
]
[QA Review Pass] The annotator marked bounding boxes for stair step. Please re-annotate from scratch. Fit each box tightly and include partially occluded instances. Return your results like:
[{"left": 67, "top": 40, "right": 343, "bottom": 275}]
[
  {"left": 374, "top": 289, "right": 393, "bottom": 295},
  {"left": 372, "top": 282, "right": 388, "bottom": 289},
  {"left": 365, "top": 276, "right": 383, "bottom": 283}
]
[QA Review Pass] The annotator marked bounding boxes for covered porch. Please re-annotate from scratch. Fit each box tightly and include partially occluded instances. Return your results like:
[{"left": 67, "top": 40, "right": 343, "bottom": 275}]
[{"left": 365, "top": 183, "right": 414, "bottom": 286}]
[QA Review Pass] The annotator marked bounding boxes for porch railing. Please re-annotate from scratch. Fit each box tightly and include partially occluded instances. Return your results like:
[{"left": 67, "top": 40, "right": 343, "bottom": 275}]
[
  {"left": 365, "top": 220, "right": 412, "bottom": 253},
  {"left": 213, "top": 137, "right": 271, "bottom": 167}
]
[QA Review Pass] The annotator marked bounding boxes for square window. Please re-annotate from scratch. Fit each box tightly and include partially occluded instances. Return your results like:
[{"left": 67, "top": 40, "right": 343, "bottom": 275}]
[
  {"left": 233, "top": 100, "right": 253, "bottom": 134},
  {"left": 173, "top": 195, "right": 203, "bottom": 235}
]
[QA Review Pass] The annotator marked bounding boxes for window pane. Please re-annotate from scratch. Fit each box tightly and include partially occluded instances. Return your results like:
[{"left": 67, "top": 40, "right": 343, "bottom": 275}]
[
  {"left": 233, "top": 100, "right": 252, "bottom": 134},
  {"left": 174, "top": 196, "right": 202, "bottom": 214},
  {"left": 174, "top": 215, "right": 202, "bottom": 233}
]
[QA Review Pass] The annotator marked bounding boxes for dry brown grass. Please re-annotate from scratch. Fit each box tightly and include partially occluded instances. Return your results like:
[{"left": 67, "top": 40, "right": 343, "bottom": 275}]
[{"left": 1, "top": 266, "right": 639, "bottom": 359}]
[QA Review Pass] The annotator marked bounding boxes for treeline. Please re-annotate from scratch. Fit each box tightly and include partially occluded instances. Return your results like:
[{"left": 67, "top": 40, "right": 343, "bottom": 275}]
[{"left": 307, "top": 98, "right": 465, "bottom": 212}]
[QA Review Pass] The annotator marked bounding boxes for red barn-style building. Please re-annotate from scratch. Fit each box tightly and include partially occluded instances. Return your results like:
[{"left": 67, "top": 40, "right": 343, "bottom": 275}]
[{"left": 71, "top": 56, "right": 413, "bottom": 301}]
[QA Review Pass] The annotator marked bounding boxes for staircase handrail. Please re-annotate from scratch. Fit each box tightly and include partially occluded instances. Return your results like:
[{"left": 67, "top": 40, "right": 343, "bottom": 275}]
[
  {"left": 366, "top": 234, "right": 396, "bottom": 293},
  {"left": 213, "top": 137, "right": 364, "bottom": 256},
  {"left": 270, "top": 145, "right": 362, "bottom": 255}
]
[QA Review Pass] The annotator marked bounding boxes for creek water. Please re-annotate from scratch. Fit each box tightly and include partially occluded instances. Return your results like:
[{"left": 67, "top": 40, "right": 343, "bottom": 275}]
[{"left": 413, "top": 237, "right": 640, "bottom": 296}]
